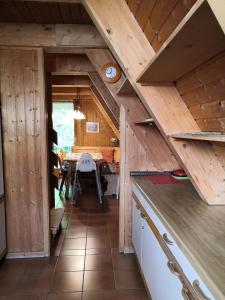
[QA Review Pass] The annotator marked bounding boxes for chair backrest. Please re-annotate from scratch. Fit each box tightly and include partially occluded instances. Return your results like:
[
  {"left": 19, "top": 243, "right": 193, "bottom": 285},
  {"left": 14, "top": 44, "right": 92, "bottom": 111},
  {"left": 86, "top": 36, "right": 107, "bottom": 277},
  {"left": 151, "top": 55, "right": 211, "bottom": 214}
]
[{"left": 76, "top": 153, "right": 96, "bottom": 172}]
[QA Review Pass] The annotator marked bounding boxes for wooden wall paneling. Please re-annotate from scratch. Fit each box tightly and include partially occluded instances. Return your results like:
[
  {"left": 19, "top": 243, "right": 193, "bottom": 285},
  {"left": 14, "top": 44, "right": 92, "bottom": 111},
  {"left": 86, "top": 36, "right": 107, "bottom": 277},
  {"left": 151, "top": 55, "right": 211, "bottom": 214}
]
[
  {"left": 92, "top": 93, "right": 120, "bottom": 139},
  {"left": 0, "top": 23, "right": 106, "bottom": 49},
  {"left": 83, "top": 0, "right": 225, "bottom": 205},
  {"left": 86, "top": 50, "right": 180, "bottom": 172},
  {"left": 126, "top": 0, "right": 197, "bottom": 51},
  {"left": 135, "top": 0, "right": 156, "bottom": 30},
  {"left": 119, "top": 105, "right": 126, "bottom": 252},
  {"left": 38, "top": 48, "right": 50, "bottom": 255},
  {"left": 0, "top": 48, "right": 49, "bottom": 256},
  {"left": 126, "top": 0, "right": 140, "bottom": 16},
  {"left": 75, "top": 99, "right": 116, "bottom": 147},
  {"left": 176, "top": 51, "right": 225, "bottom": 132}
]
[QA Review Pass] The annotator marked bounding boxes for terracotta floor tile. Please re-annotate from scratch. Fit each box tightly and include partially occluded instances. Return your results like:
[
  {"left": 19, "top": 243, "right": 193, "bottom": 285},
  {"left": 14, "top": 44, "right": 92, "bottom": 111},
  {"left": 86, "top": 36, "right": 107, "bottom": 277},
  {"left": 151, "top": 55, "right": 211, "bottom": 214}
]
[
  {"left": 62, "top": 238, "right": 86, "bottom": 250},
  {"left": 82, "top": 291, "right": 117, "bottom": 300},
  {"left": 112, "top": 254, "right": 138, "bottom": 270},
  {"left": 51, "top": 272, "right": 83, "bottom": 293},
  {"left": 24, "top": 257, "right": 57, "bottom": 274},
  {"left": 14, "top": 273, "right": 52, "bottom": 295},
  {"left": 0, "top": 259, "right": 27, "bottom": 274},
  {"left": 56, "top": 256, "right": 85, "bottom": 272},
  {"left": 0, "top": 295, "right": 47, "bottom": 300},
  {"left": 115, "top": 270, "right": 145, "bottom": 290},
  {"left": 65, "top": 230, "right": 87, "bottom": 238},
  {"left": 85, "top": 248, "right": 111, "bottom": 255},
  {"left": 116, "top": 290, "right": 150, "bottom": 300},
  {"left": 0, "top": 274, "right": 22, "bottom": 296},
  {"left": 47, "top": 292, "right": 82, "bottom": 299},
  {"left": 85, "top": 255, "right": 113, "bottom": 271},
  {"left": 60, "top": 249, "right": 85, "bottom": 256},
  {"left": 86, "top": 237, "right": 111, "bottom": 249},
  {"left": 83, "top": 271, "right": 115, "bottom": 291}
]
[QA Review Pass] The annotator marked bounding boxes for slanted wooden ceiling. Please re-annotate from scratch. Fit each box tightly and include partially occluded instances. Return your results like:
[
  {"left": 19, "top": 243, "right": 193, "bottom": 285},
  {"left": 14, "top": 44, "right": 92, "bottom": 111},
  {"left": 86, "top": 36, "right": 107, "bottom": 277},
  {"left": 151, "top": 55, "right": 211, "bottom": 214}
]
[
  {"left": 126, "top": 0, "right": 197, "bottom": 51},
  {"left": 0, "top": 1, "right": 92, "bottom": 24}
]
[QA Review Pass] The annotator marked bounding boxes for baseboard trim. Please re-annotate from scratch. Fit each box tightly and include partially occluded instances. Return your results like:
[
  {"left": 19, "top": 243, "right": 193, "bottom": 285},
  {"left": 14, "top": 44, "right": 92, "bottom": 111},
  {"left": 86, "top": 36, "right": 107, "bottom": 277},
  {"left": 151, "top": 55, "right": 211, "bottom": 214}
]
[
  {"left": 6, "top": 251, "right": 49, "bottom": 259},
  {"left": 124, "top": 246, "right": 135, "bottom": 254}
]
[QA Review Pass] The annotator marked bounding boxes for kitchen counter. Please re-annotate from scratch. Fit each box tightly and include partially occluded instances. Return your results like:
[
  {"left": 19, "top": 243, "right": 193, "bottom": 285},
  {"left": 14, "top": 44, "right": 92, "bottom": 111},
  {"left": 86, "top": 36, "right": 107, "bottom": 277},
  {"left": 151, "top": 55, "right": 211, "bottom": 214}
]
[{"left": 131, "top": 175, "right": 225, "bottom": 300}]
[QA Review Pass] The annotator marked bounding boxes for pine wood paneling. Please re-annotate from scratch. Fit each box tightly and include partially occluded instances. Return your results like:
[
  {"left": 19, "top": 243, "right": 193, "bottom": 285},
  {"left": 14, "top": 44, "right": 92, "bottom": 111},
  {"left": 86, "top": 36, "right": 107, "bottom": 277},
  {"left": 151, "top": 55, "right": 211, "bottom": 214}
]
[
  {"left": 177, "top": 51, "right": 225, "bottom": 132},
  {"left": 76, "top": 99, "right": 116, "bottom": 147},
  {"left": 0, "top": 48, "right": 49, "bottom": 256},
  {"left": 126, "top": 0, "right": 197, "bottom": 52},
  {"left": 0, "top": 1, "right": 92, "bottom": 25}
]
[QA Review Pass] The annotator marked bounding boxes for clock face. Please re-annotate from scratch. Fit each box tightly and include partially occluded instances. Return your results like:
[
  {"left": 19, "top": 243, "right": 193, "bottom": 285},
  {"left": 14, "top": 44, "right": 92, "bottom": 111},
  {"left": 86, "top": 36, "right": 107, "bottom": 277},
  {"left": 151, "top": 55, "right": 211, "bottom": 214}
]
[
  {"left": 105, "top": 66, "right": 117, "bottom": 79},
  {"left": 100, "top": 63, "right": 121, "bottom": 83}
]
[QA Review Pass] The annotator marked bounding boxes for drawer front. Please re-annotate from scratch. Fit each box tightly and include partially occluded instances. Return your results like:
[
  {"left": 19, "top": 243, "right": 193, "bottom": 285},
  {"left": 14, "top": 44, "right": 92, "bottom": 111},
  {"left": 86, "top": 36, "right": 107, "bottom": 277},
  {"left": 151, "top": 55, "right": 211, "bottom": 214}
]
[{"left": 132, "top": 185, "right": 215, "bottom": 300}]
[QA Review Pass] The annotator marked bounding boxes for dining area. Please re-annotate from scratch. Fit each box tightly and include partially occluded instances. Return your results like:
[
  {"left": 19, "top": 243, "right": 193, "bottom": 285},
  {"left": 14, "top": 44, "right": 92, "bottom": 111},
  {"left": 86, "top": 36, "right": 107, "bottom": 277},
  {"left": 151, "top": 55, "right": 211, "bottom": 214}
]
[{"left": 57, "top": 146, "right": 120, "bottom": 209}]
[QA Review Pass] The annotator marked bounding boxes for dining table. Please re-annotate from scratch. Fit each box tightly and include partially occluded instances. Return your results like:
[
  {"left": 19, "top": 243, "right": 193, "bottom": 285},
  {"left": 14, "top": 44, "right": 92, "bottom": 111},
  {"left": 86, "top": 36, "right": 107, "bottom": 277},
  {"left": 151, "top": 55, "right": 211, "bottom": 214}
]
[{"left": 63, "top": 152, "right": 103, "bottom": 199}]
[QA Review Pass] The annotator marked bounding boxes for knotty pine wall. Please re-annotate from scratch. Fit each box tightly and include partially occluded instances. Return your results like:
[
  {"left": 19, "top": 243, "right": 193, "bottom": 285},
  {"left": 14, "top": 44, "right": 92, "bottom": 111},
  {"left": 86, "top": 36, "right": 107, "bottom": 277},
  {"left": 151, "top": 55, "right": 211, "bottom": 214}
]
[
  {"left": 126, "top": 0, "right": 197, "bottom": 51},
  {"left": 0, "top": 48, "right": 49, "bottom": 256},
  {"left": 176, "top": 51, "right": 225, "bottom": 174},
  {"left": 76, "top": 99, "right": 116, "bottom": 147},
  {"left": 176, "top": 51, "right": 225, "bottom": 132}
]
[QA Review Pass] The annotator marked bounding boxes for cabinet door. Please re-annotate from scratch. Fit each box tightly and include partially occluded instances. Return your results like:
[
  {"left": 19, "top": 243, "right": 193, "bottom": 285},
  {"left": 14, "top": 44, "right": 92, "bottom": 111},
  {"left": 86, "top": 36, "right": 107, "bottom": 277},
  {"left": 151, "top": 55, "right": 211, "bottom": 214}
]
[
  {"left": 142, "top": 219, "right": 184, "bottom": 300},
  {"left": 132, "top": 198, "right": 143, "bottom": 264},
  {"left": 0, "top": 200, "right": 6, "bottom": 256}
]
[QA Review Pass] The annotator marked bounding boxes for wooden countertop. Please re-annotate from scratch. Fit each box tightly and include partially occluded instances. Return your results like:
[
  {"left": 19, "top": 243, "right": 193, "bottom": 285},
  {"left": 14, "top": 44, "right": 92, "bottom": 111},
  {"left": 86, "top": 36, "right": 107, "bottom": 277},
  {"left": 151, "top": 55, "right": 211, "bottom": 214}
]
[{"left": 131, "top": 175, "right": 225, "bottom": 300}]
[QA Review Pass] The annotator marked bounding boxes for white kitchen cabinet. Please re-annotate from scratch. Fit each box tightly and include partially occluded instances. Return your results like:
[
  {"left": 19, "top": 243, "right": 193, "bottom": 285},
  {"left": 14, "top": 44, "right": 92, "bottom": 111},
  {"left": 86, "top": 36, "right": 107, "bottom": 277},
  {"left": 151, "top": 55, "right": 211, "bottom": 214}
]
[
  {"left": 133, "top": 185, "right": 214, "bottom": 300},
  {"left": 132, "top": 198, "right": 143, "bottom": 264},
  {"left": 142, "top": 218, "right": 184, "bottom": 300}
]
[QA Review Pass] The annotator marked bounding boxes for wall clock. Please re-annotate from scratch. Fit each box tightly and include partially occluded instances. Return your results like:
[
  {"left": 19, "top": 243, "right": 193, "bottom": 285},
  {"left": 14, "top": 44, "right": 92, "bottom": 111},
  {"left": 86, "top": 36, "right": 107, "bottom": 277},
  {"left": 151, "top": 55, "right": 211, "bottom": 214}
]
[{"left": 100, "top": 63, "right": 121, "bottom": 83}]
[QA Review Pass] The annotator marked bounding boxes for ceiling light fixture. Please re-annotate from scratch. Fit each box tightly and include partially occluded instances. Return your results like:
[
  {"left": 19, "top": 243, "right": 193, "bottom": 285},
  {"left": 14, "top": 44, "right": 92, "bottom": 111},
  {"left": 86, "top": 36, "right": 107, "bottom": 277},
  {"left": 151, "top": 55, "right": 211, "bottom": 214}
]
[{"left": 73, "top": 88, "right": 85, "bottom": 120}]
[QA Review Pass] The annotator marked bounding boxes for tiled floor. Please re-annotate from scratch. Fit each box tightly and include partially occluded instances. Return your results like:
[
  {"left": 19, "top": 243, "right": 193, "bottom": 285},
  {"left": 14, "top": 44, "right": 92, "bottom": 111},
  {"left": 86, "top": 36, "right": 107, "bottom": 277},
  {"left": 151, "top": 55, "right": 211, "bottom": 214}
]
[{"left": 0, "top": 194, "right": 149, "bottom": 299}]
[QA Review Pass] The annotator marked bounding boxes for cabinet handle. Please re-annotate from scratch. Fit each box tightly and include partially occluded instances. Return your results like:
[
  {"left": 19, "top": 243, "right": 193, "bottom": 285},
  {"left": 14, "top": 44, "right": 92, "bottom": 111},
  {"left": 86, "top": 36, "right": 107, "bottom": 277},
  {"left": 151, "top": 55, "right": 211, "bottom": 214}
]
[
  {"left": 193, "top": 280, "right": 211, "bottom": 300},
  {"left": 136, "top": 204, "right": 140, "bottom": 210},
  {"left": 163, "top": 233, "right": 173, "bottom": 245},
  {"left": 182, "top": 287, "right": 192, "bottom": 300},
  {"left": 140, "top": 212, "right": 146, "bottom": 219},
  {"left": 167, "top": 260, "right": 180, "bottom": 277}
]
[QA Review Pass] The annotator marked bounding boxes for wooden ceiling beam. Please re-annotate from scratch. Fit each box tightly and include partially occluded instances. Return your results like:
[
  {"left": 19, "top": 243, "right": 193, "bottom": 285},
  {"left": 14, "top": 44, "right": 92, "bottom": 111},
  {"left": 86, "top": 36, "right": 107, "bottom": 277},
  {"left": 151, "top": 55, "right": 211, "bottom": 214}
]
[
  {"left": 83, "top": 0, "right": 225, "bottom": 205},
  {"left": 51, "top": 75, "right": 90, "bottom": 87},
  {"left": 52, "top": 94, "right": 92, "bottom": 101},
  {"left": 0, "top": 23, "right": 106, "bottom": 48},
  {"left": 89, "top": 73, "right": 120, "bottom": 124},
  {"left": 46, "top": 54, "right": 95, "bottom": 73},
  {"left": 10, "top": 0, "right": 82, "bottom": 3},
  {"left": 52, "top": 86, "right": 91, "bottom": 94}
]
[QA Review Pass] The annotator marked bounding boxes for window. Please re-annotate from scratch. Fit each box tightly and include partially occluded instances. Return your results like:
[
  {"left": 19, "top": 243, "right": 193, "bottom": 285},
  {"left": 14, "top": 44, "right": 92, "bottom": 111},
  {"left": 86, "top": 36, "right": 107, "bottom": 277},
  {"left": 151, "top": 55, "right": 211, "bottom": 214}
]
[{"left": 52, "top": 102, "right": 74, "bottom": 153}]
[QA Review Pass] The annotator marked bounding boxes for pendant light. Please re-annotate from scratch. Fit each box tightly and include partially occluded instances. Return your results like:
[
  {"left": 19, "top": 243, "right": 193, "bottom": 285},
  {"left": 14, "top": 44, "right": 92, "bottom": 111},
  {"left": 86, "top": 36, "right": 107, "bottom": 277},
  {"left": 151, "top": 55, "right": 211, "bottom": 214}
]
[{"left": 73, "top": 88, "right": 85, "bottom": 120}]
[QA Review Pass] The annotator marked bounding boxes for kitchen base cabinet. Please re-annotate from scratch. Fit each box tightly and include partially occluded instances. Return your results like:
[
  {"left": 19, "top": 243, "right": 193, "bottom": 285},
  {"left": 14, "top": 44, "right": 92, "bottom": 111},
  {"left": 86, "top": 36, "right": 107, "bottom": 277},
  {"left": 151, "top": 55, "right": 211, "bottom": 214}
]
[
  {"left": 132, "top": 198, "right": 143, "bottom": 264},
  {"left": 142, "top": 219, "right": 184, "bottom": 300}
]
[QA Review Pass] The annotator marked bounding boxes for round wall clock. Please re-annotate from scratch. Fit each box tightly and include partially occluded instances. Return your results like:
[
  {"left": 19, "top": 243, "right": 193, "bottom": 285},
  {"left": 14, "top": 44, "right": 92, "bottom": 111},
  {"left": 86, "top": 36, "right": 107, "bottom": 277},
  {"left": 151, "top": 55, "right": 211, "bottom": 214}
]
[{"left": 100, "top": 63, "right": 121, "bottom": 83}]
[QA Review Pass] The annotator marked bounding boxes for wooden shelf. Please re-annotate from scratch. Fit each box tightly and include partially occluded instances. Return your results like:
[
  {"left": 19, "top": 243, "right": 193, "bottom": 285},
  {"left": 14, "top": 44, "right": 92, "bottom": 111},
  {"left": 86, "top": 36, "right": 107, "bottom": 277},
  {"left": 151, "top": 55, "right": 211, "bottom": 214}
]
[
  {"left": 170, "top": 131, "right": 225, "bottom": 142},
  {"left": 134, "top": 118, "right": 155, "bottom": 126},
  {"left": 137, "top": 0, "right": 225, "bottom": 85},
  {"left": 117, "top": 78, "right": 136, "bottom": 96}
]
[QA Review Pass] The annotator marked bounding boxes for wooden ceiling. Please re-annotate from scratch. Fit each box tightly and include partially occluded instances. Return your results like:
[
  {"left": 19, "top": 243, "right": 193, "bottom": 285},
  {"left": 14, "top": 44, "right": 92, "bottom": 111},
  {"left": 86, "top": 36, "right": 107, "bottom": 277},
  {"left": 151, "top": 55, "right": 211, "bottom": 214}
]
[
  {"left": 126, "top": 0, "right": 197, "bottom": 51},
  {"left": 0, "top": 1, "right": 92, "bottom": 24}
]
